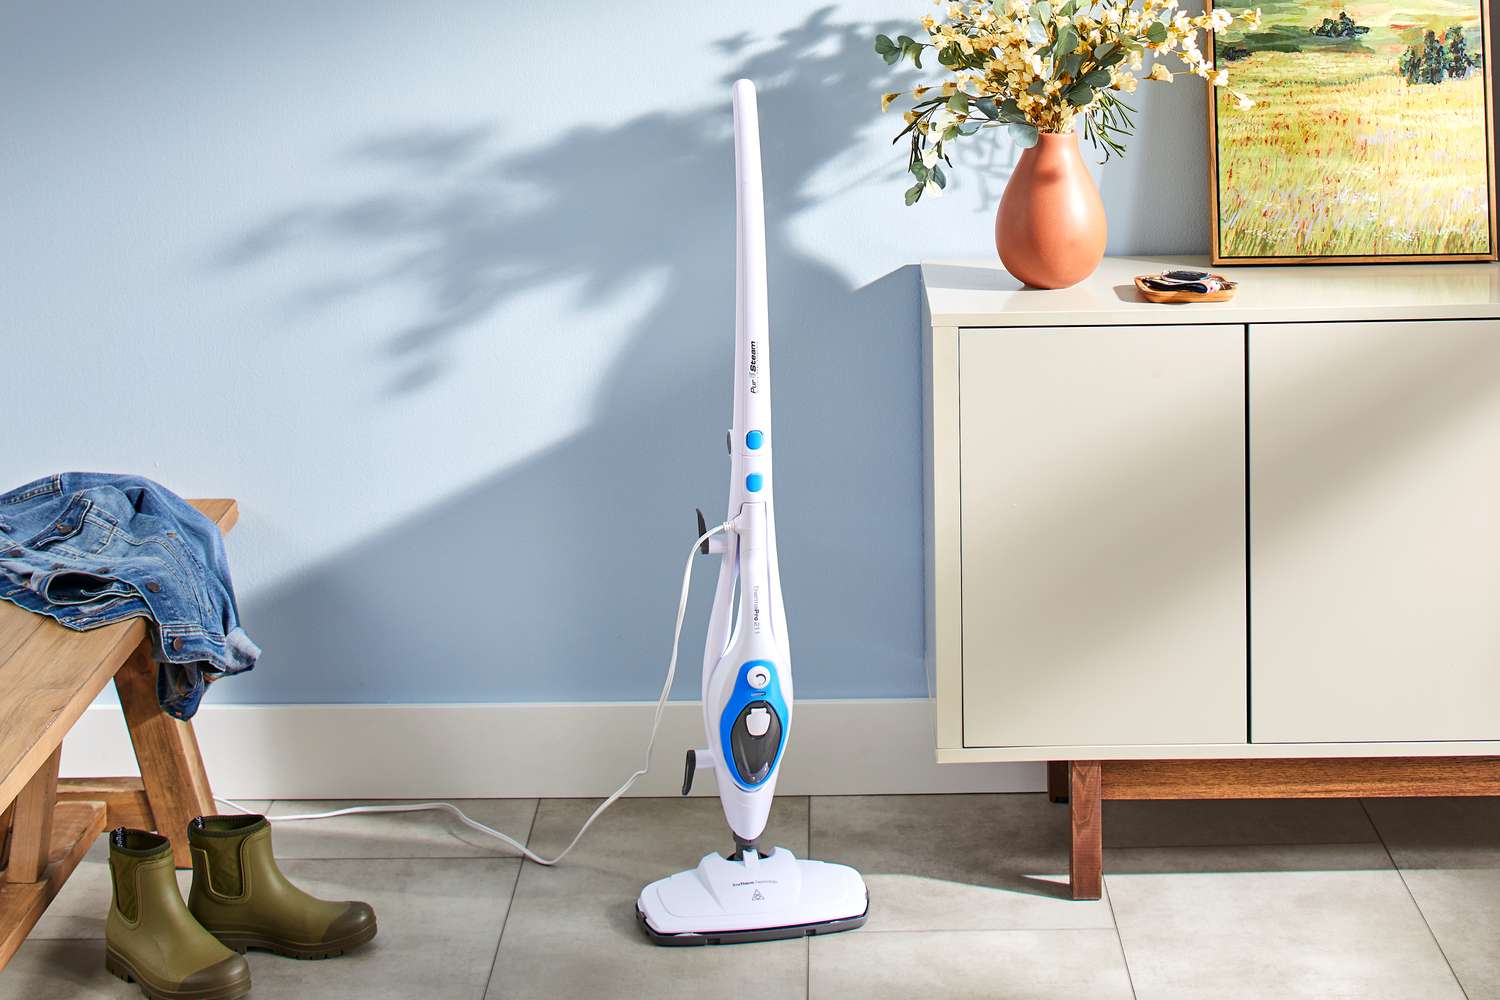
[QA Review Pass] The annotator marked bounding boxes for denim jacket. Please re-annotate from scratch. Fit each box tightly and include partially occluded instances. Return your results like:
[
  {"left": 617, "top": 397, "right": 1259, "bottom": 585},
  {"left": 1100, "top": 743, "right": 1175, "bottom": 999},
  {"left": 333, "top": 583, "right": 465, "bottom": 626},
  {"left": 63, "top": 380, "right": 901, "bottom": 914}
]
[{"left": 0, "top": 473, "right": 258, "bottom": 719}]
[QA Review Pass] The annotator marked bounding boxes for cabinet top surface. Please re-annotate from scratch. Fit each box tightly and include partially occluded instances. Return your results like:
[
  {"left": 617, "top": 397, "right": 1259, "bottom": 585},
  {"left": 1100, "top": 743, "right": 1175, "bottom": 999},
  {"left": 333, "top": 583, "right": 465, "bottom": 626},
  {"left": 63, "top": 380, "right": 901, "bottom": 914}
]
[{"left": 921, "top": 255, "right": 1500, "bottom": 328}]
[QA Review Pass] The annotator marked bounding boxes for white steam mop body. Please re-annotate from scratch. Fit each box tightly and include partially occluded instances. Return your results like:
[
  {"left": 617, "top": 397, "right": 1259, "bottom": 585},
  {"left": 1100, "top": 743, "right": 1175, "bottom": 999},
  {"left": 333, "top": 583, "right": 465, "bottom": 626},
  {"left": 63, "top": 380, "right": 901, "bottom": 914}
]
[{"left": 635, "top": 80, "right": 869, "bottom": 946}]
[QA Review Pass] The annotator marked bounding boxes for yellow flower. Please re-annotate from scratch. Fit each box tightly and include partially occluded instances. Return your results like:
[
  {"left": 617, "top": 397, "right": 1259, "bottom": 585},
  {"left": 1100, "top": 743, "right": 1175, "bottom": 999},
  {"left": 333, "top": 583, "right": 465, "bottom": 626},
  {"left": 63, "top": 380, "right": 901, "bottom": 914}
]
[
  {"left": 941, "top": 80, "right": 958, "bottom": 95},
  {"left": 912, "top": 85, "right": 931, "bottom": 98},
  {"left": 1235, "top": 91, "right": 1255, "bottom": 110},
  {"left": 881, "top": 92, "right": 902, "bottom": 112},
  {"left": 903, "top": 110, "right": 919, "bottom": 124},
  {"left": 1147, "top": 63, "right": 1173, "bottom": 81},
  {"left": 1211, "top": 68, "right": 1228, "bottom": 86},
  {"left": 1113, "top": 72, "right": 1139, "bottom": 92}
]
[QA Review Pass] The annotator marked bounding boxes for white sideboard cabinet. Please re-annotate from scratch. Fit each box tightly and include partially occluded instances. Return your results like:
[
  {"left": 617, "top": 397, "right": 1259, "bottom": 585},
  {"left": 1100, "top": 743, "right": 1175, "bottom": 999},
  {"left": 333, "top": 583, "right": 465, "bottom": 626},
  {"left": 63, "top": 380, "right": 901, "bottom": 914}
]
[{"left": 923, "top": 257, "right": 1500, "bottom": 898}]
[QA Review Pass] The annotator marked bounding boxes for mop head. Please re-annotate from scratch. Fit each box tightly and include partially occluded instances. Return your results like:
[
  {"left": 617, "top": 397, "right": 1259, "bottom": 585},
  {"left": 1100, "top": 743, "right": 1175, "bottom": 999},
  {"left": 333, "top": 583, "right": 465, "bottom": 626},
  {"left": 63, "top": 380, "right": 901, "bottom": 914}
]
[{"left": 636, "top": 847, "right": 868, "bottom": 945}]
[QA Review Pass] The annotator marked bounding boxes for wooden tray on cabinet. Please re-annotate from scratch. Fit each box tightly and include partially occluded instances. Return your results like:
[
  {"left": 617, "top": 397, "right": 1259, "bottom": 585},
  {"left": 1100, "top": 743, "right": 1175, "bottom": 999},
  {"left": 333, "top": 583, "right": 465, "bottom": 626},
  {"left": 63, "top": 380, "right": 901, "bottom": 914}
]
[{"left": 1134, "top": 275, "right": 1237, "bottom": 304}]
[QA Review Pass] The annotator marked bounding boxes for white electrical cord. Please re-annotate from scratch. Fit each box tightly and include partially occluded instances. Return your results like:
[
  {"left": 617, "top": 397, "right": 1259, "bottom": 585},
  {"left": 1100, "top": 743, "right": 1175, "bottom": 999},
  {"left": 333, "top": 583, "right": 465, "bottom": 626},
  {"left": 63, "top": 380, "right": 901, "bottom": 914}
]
[{"left": 215, "top": 520, "right": 731, "bottom": 868}]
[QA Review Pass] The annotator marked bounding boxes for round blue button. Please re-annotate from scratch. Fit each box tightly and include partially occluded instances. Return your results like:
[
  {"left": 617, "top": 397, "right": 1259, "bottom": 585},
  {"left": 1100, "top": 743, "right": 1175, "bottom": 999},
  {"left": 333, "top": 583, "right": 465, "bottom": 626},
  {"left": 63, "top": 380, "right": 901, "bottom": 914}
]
[
  {"left": 745, "top": 430, "right": 764, "bottom": 450},
  {"left": 745, "top": 474, "right": 764, "bottom": 493}
]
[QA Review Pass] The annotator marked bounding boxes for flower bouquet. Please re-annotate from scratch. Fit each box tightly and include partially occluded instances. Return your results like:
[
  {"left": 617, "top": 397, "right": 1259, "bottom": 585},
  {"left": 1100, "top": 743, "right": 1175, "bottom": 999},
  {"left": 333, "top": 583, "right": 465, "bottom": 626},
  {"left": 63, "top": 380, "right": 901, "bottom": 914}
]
[{"left": 877, "top": 0, "right": 1259, "bottom": 286}]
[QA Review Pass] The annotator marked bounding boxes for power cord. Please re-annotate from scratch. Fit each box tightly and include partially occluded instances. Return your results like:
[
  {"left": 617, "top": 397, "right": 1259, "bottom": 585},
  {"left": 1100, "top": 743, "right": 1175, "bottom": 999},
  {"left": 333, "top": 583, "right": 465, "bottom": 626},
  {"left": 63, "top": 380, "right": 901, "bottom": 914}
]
[{"left": 216, "top": 519, "right": 732, "bottom": 867}]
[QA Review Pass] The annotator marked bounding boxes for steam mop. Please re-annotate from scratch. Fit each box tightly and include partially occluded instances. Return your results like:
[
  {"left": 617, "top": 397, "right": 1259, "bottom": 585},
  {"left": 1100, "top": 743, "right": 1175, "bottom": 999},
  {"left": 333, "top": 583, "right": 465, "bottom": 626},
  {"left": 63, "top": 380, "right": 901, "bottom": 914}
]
[{"left": 635, "top": 80, "right": 870, "bottom": 946}]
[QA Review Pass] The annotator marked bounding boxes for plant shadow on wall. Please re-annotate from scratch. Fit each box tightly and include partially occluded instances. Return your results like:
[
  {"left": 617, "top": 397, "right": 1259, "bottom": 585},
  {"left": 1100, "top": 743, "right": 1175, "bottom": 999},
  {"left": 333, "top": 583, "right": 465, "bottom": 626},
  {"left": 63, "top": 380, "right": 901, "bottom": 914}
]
[{"left": 213, "top": 12, "right": 945, "bottom": 718}]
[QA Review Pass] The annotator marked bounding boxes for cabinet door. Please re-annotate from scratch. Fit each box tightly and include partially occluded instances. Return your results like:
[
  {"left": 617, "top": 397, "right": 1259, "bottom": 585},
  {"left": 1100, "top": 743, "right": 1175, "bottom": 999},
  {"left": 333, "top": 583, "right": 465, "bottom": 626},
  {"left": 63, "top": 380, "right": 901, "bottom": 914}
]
[
  {"left": 958, "top": 325, "right": 1247, "bottom": 748},
  {"left": 1251, "top": 320, "right": 1500, "bottom": 743}
]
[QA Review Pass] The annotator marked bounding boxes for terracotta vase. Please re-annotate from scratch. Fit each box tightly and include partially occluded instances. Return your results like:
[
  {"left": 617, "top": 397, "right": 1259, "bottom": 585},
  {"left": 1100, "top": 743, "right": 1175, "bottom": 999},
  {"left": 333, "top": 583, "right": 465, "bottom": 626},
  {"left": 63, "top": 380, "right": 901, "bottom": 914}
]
[{"left": 995, "top": 131, "right": 1107, "bottom": 289}]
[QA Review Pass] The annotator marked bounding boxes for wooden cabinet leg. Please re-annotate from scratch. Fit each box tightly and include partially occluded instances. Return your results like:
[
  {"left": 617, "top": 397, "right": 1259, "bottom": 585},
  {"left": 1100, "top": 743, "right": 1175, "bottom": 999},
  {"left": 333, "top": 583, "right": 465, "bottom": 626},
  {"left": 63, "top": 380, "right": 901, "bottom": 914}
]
[
  {"left": 1069, "top": 760, "right": 1103, "bottom": 900},
  {"left": 114, "top": 642, "right": 214, "bottom": 868},
  {"left": 1047, "top": 761, "right": 1069, "bottom": 803},
  {"left": 5, "top": 747, "right": 61, "bottom": 883}
]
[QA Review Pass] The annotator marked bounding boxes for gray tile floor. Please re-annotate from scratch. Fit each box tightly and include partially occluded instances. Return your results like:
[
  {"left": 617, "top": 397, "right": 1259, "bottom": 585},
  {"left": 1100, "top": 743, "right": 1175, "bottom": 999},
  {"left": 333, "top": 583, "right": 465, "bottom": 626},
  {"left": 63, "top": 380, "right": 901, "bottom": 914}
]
[{"left": 3, "top": 793, "right": 1496, "bottom": 999}]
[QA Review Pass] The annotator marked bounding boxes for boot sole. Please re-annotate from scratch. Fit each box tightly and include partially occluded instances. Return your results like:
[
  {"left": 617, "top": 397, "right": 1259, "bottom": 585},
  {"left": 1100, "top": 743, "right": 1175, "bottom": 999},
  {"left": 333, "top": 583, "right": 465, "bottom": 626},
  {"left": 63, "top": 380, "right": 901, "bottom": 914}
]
[
  {"left": 105, "top": 948, "right": 251, "bottom": 1000},
  {"left": 216, "top": 919, "right": 378, "bottom": 960}
]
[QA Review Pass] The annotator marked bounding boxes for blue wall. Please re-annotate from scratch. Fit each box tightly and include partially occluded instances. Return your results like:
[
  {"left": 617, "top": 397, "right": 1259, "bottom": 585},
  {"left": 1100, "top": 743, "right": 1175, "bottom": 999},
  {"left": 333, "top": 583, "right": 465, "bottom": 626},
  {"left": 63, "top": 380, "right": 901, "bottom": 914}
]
[{"left": 0, "top": 1, "right": 1209, "bottom": 703}]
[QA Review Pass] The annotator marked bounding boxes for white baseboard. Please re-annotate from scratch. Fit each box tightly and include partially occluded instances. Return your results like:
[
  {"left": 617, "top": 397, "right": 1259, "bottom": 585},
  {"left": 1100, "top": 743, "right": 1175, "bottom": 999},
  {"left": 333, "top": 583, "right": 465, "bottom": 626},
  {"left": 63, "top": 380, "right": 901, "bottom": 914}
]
[{"left": 60, "top": 699, "right": 1043, "bottom": 800}]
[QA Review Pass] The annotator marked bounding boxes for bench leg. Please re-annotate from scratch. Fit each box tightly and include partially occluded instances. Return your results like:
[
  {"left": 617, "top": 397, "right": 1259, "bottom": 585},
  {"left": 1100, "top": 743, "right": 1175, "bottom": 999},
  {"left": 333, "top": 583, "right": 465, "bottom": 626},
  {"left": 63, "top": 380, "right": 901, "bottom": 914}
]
[
  {"left": 5, "top": 747, "right": 61, "bottom": 883},
  {"left": 115, "top": 642, "right": 214, "bottom": 868},
  {"left": 1047, "top": 761, "right": 1069, "bottom": 803},
  {"left": 0, "top": 801, "right": 12, "bottom": 873},
  {"left": 1069, "top": 760, "right": 1103, "bottom": 901}
]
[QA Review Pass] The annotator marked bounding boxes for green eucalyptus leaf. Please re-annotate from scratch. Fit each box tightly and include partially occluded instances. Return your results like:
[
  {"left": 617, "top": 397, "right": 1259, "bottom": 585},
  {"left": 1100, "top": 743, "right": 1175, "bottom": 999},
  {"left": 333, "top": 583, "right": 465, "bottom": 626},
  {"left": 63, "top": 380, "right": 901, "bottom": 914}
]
[
  {"left": 1055, "top": 24, "right": 1079, "bottom": 55},
  {"left": 875, "top": 34, "right": 896, "bottom": 54},
  {"left": 942, "top": 124, "right": 959, "bottom": 141},
  {"left": 1094, "top": 41, "right": 1116, "bottom": 60},
  {"left": 1057, "top": 0, "right": 1077, "bottom": 15},
  {"left": 932, "top": 165, "right": 947, "bottom": 189},
  {"left": 1000, "top": 97, "right": 1024, "bottom": 119},
  {"left": 947, "top": 92, "right": 970, "bottom": 113},
  {"left": 1065, "top": 82, "right": 1095, "bottom": 105},
  {"left": 1059, "top": 52, "right": 1083, "bottom": 79},
  {"left": 883, "top": 48, "right": 901, "bottom": 64},
  {"left": 1146, "top": 20, "right": 1167, "bottom": 43},
  {"left": 1033, "top": 1, "right": 1053, "bottom": 22},
  {"left": 975, "top": 96, "right": 999, "bottom": 119},
  {"left": 1101, "top": 48, "right": 1127, "bottom": 66},
  {"left": 1081, "top": 68, "right": 1112, "bottom": 88},
  {"left": 911, "top": 161, "right": 929, "bottom": 180},
  {"left": 905, "top": 182, "right": 924, "bottom": 206},
  {"left": 958, "top": 119, "right": 983, "bottom": 135},
  {"left": 1008, "top": 122, "right": 1040, "bottom": 148}
]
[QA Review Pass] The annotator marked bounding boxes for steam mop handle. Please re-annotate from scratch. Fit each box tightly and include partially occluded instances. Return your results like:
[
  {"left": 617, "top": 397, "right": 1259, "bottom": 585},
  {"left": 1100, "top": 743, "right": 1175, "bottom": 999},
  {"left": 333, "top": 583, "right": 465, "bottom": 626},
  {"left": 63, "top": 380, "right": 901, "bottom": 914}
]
[{"left": 732, "top": 78, "right": 772, "bottom": 511}]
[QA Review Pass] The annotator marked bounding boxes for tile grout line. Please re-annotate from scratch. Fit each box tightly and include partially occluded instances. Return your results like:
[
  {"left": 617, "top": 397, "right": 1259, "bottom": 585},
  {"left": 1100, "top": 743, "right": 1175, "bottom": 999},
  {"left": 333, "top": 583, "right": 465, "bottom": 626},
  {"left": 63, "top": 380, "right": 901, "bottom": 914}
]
[
  {"left": 16, "top": 926, "right": 1161, "bottom": 943},
  {"left": 1357, "top": 799, "right": 1470, "bottom": 1000},
  {"left": 1102, "top": 881, "right": 1140, "bottom": 1000},
  {"left": 842, "top": 926, "right": 1140, "bottom": 936},
  {"left": 1104, "top": 836, "right": 1385, "bottom": 853},
  {"left": 480, "top": 799, "right": 541, "bottom": 1000}
]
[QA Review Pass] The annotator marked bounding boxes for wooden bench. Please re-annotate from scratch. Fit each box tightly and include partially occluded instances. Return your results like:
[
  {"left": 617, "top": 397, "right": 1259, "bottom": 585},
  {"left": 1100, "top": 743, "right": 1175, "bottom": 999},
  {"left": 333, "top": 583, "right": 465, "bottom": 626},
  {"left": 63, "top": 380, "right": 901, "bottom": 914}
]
[{"left": 0, "top": 499, "right": 236, "bottom": 969}]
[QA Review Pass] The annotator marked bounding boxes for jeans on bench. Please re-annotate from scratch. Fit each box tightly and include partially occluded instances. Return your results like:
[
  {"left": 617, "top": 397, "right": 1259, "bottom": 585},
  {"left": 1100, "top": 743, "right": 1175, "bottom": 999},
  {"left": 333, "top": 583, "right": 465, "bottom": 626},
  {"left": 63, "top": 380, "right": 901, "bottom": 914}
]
[{"left": 0, "top": 472, "right": 258, "bottom": 720}]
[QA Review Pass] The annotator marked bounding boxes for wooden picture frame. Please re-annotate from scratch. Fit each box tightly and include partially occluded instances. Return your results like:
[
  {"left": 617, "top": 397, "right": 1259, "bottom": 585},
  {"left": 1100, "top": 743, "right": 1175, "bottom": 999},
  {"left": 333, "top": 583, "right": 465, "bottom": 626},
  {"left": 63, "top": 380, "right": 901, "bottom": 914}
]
[{"left": 1205, "top": 0, "right": 1498, "bottom": 265}]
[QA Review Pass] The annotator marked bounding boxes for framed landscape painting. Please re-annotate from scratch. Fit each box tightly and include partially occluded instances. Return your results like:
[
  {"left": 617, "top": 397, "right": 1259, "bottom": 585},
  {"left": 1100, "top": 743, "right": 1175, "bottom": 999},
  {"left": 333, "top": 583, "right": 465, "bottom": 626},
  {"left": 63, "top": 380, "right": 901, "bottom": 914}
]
[{"left": 1206, "top": 0, "right": 1498, "bottom": 264}]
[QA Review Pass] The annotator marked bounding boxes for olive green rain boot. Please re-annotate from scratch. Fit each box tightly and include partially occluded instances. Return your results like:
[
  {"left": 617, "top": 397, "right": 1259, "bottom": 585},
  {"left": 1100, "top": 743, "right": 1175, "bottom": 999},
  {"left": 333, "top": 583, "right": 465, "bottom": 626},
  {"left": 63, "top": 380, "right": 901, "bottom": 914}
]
[
  {"left": 187, "top": 814, "right": 377, "bottom": 959},
  {"left": 105, "top": 828, "right": 252, "bottom": 1000}
]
